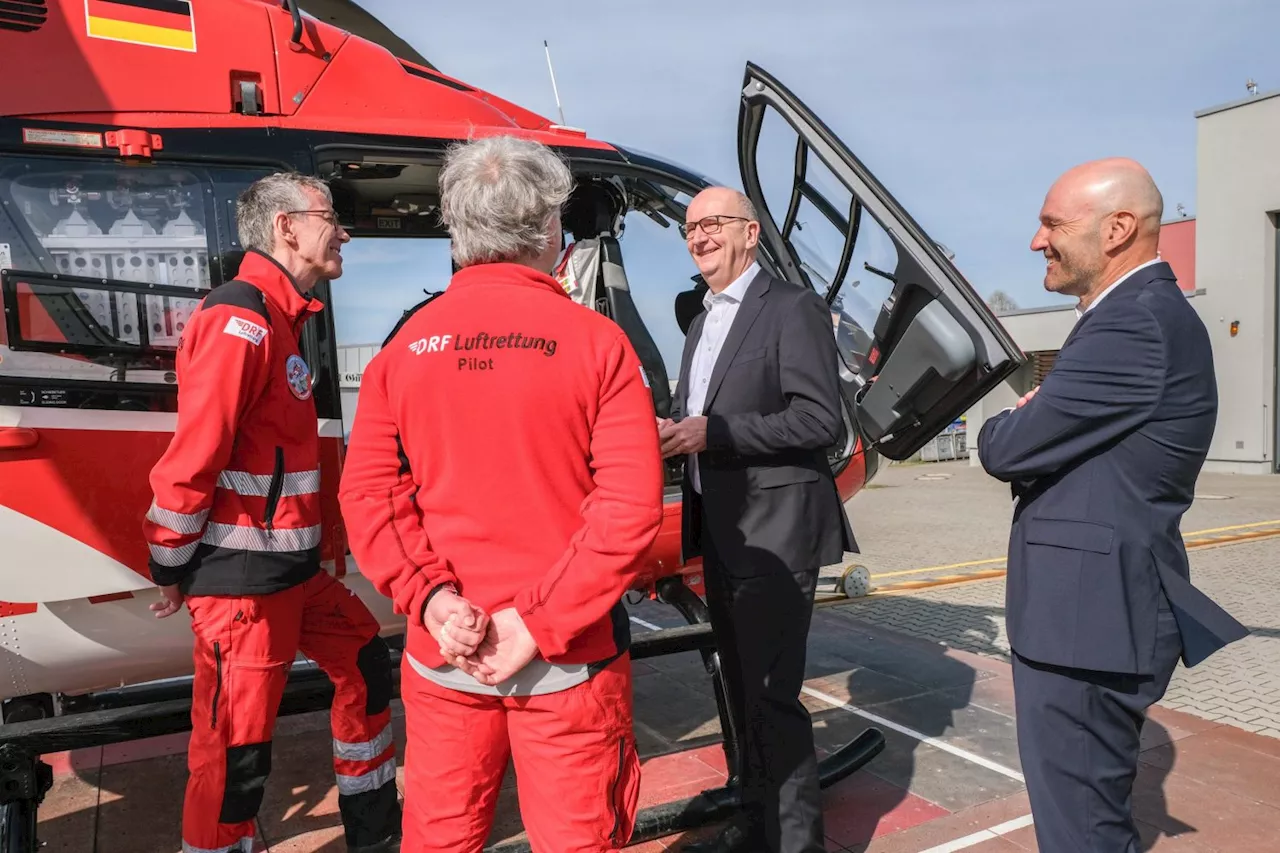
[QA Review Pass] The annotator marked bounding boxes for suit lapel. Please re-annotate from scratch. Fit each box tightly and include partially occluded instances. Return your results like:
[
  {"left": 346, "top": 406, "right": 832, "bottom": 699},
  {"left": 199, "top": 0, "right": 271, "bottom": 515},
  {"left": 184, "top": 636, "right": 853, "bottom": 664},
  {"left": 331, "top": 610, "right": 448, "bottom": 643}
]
[{"left": 703, "top": 270, "right": 771, "bottom": 413}]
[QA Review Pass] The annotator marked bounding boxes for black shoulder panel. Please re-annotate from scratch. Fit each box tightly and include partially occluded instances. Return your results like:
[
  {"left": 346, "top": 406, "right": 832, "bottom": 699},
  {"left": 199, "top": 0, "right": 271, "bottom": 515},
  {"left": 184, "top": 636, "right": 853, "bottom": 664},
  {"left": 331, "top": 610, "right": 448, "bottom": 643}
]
[
  {"left": 201, "top": 280, "right": 269, "bottom": 321},
  {"left": 381, "top": 290, "right": 446, "bottom": 348}
]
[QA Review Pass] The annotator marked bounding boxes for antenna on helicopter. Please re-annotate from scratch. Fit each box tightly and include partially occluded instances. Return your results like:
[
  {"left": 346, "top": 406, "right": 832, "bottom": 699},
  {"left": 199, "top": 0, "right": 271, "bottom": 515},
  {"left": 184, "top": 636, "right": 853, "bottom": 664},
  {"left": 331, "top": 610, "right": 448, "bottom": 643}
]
[{"left": 544, "top": 40, "right": 567, "bottom": 127}]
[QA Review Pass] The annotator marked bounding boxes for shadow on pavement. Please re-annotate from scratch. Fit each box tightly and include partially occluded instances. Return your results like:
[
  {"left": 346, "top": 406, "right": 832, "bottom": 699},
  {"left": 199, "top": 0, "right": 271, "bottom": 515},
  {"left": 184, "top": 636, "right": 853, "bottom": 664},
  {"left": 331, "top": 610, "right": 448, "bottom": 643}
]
[{"left": 819, "top": 591, "right": 1194, "bottom": 852}]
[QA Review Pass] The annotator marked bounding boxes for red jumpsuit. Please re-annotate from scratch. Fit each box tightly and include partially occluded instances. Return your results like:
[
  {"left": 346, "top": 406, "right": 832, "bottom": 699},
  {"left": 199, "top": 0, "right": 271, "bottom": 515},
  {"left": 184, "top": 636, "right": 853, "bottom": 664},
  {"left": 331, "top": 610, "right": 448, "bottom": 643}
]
[
  {"left": 339, "top": 262, "right": 663, "bottom": 852},
  {"left": 144, "top": 250, "right": 401, "bottom": 853}
]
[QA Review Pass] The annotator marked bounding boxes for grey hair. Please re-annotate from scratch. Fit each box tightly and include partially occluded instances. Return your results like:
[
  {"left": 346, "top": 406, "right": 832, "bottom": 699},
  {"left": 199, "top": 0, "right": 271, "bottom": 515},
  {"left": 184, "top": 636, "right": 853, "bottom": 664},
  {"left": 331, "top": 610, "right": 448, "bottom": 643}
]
[
  {"left": 438, "top": 135, "right": 574, "bottom": 267},
  {"left": 236, "top": 172, "right": 334, "bottom": 253}
]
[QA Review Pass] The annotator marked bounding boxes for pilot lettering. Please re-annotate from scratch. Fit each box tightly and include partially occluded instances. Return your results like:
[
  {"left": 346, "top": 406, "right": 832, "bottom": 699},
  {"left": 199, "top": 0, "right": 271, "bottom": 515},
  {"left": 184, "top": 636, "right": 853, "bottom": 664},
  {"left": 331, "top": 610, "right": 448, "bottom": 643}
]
[{"left": 459, "top": 357, "right": 495, "bottom": 371}]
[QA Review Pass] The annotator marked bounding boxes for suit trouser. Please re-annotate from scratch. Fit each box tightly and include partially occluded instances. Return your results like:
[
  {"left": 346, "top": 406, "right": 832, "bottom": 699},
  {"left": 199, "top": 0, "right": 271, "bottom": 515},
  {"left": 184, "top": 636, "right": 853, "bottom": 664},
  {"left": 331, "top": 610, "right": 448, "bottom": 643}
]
[
  {"left": 1013, "top": 598, "right": 1182, "bottom": 853},
  {"left": 703, "top": 531, "right": 824, "bottom": 853},
  {"left": 399, "top": 653, "right": 641, "bottom": 853},
  {"left": 183, "top": 571, "right": 401, "bottom": 853}
]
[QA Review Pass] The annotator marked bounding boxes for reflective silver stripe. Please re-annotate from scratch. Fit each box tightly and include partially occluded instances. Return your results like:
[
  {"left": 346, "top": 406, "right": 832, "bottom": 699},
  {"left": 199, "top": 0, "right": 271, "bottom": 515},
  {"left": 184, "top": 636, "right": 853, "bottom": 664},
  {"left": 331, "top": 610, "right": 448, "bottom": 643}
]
[
  {"left": 201, "top": 522, "right": 321, "bottom": 553},
  {"left": 146, "top": 502, "right": 209, "bottom": 536},
  {"left": 405, "top": 649, "right": 589, "bottom": 696},
  {"left": 182, "top": 836, "right": 254, "bottom": 853},
  {"left": 335, "top": 755, "right": 397, "bottom": 795},
  {"left": 216, "top": 469, "right": 320, "bottom": 497},
  {"left": 333, "top": 723, "right": 394, "bottom": 763},
  {"left": 149, "top": 540, "right": 199, "bottom": 567}
]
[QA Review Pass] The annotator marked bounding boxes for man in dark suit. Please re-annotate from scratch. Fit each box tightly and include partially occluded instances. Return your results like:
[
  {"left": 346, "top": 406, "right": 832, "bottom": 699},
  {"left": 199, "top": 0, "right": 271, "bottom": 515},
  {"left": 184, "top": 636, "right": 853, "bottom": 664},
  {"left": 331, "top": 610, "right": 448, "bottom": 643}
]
[
  {"left": 658, "top": 187, "right": 856, "bottom": 853},
  {"left": 978, "top": 158, "right": 1248, "bottom": 852}
]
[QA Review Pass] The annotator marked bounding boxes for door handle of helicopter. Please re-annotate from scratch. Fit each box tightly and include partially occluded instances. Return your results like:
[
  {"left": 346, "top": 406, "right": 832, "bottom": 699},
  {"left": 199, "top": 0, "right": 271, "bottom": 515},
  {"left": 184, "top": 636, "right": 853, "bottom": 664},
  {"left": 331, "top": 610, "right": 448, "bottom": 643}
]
[{"left": 0, "top": 427, "right": 38, "bottom": 451}]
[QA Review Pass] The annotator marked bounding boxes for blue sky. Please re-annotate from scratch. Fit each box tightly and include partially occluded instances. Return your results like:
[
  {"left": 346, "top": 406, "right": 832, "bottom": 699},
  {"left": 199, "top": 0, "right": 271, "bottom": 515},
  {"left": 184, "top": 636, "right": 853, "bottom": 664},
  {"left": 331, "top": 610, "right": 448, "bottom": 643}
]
[{"left": 330, "top": 0, "right": 1280, "bottom": 370}]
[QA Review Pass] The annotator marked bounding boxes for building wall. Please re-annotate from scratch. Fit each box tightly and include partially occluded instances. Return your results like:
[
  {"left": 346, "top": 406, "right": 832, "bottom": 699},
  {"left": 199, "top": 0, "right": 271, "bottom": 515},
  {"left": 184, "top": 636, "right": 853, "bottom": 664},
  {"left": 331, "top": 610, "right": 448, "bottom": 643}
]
[
  {"left": 966, "top": 93, "right": 1280, "bottom": 475},
  {"left": 336, "top": 344, "right": 379, "bottom": 440},
  {"left": 1194, "top": 92, "right": 1280, "bottom": 472}
]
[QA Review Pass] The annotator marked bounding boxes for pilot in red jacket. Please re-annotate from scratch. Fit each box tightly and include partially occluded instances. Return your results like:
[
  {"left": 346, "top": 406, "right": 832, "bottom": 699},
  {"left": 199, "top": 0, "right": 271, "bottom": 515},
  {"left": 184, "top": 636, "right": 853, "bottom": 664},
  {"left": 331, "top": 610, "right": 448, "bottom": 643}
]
[
  {"left": 339, "top": 135, "right": 663, "bottom": 852},
  {"left": 144, "top": 174, "right": 401, "bottom": 853}
]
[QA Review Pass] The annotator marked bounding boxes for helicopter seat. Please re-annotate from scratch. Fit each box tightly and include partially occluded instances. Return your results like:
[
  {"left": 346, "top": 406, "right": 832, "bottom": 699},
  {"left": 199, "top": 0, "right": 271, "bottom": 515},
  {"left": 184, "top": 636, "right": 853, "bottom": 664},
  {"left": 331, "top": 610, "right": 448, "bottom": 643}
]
[{"left": 556, "top": 234, "right": 672, "bottom": 419}]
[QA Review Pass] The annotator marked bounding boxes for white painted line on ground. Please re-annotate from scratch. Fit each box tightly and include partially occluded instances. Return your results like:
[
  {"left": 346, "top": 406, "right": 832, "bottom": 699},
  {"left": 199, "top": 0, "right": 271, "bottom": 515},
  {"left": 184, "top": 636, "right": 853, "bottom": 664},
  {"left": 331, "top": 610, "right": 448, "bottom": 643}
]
[
  {"left": 625, "top": 618, "right": 1025, "bottom": 783},
  {"left": 915, "top": 814, "right": 1035, "bottom": 853},
  {"left": 800, "top": 685, "right": 1025, "bottom": 782}
]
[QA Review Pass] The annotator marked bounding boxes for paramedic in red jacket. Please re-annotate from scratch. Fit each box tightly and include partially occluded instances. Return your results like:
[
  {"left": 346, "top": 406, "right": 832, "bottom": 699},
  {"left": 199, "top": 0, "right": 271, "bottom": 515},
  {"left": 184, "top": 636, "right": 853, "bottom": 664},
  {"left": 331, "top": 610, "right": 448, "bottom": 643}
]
[
  {"left": 339, "top": 135, "right": 664, "bottom": 853},
  {"left": 144, "top": 173, "right": 401, "bottom": 853}
]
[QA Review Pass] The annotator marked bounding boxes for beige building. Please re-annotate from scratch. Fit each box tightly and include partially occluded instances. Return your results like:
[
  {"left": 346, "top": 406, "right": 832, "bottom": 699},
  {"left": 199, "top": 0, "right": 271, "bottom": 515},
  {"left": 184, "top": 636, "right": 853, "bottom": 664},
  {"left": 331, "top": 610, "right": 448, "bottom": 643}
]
[{"left": 967, "top": 88, "right": 1280, "bottom": 475}]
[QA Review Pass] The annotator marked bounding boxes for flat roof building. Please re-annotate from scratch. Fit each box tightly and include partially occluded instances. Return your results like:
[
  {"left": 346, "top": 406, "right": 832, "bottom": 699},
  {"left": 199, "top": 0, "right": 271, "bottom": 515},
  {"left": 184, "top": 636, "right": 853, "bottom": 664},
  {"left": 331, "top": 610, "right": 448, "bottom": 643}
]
[{"left": 967, "top": 87, "right": 1280, "bottom": 475}]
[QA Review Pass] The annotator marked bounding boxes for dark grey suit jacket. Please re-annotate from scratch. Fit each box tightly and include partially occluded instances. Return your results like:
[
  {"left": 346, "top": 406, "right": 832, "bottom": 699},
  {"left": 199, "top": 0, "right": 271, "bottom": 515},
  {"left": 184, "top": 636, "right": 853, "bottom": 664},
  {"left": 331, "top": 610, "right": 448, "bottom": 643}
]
[
  {"left": 671, "top": 267, "right": 857, "bottom": 577},
  {"left": 979, "top": 262, "right": 1247, "bottom": 675}
]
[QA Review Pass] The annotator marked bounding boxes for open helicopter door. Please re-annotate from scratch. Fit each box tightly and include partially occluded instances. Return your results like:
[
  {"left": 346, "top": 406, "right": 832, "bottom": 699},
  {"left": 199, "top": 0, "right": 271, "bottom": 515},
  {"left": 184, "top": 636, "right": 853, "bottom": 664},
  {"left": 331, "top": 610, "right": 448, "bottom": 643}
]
[{"left": 737, "top": 63, "right": 1024, "bottom": 460}]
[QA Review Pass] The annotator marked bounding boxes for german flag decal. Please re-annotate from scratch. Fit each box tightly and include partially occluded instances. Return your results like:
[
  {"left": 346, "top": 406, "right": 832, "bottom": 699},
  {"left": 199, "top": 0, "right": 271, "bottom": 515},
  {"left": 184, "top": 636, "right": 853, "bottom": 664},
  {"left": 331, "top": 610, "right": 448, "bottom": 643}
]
[{"left": 85, "top": 0, "right": 196, "bottom": 52}]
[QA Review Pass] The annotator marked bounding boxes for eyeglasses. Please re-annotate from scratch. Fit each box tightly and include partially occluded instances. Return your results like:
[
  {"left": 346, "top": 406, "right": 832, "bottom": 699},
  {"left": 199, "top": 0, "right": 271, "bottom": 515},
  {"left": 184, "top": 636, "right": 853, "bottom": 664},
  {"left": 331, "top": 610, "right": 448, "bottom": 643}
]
[
  {"left": 287, "top": 209, "right": 341, "bottom": 227},
  {"left": 679, "top": 215, "right": 750, "bottom": 239}
]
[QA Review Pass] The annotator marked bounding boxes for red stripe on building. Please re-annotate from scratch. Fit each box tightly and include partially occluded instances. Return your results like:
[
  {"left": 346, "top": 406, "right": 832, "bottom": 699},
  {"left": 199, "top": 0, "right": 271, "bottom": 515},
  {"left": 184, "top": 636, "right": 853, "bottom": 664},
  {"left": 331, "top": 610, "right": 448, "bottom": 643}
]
[{"left": 1158, "top": 218, "right": 1196, "bottom": 292}]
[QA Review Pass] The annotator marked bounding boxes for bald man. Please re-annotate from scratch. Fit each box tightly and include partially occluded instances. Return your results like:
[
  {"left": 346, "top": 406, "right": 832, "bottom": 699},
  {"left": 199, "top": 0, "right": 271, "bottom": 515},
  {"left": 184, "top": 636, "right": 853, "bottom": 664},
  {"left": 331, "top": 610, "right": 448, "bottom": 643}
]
[
  {"left": 978, "top": 159, "right": 1246, "bottom": 852},
  {"left": 660, "top": 187, "right": 855, "bottom": 853}
]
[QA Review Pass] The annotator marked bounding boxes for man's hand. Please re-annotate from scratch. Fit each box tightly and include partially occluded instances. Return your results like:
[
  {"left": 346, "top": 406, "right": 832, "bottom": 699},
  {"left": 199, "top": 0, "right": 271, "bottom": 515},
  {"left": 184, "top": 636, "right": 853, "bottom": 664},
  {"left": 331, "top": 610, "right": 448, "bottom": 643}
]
[
  {"left": 150, "top": 584, "right": 185, "bottom": 619},
  {"left": 1016, "top": 386, "right": 1040, "bottom": 408},
  {"left": 455, "top": 608, "right": 539, "bottom": 686},
  {"left": 659, "top": 416, "right": 707, "bottom": 459},
  {"left": 424, "top": 589, "right": 489, "bottom": 664}
]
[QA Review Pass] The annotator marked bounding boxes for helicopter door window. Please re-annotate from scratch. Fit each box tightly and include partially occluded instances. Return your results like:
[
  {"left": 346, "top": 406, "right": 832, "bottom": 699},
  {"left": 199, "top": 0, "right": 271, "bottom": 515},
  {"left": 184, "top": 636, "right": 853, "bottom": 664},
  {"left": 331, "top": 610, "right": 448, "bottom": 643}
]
[
  {"left": 327, "top": 235, "right": 454, "bottom": 439},
  {"left": 752, "top": 110, "right": 891, "bottom": 379},
  {"left": 0, "top": 158, "right": 219, "bottom": 410}
]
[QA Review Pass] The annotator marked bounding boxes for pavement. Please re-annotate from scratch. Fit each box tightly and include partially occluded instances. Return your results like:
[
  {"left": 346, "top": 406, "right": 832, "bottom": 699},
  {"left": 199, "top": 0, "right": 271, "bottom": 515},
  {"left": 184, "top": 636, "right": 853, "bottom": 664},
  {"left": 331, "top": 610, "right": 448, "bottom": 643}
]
[
  {"left": 24, "top": 455, "right": 1280, "bottom": 851},
  {"left": 835, "top": 458, "right": 1280, "bottom": 738}
]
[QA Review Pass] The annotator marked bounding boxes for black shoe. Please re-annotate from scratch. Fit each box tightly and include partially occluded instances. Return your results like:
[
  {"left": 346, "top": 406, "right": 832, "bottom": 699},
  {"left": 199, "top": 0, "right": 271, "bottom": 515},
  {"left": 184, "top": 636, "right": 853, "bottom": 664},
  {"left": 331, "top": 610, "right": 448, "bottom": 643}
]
[
  {"left": 348, "top": 832, "right": 401, "bottom": 853},
  {"left": 679, "top": 823, "right": 762, "bottom": 853}
]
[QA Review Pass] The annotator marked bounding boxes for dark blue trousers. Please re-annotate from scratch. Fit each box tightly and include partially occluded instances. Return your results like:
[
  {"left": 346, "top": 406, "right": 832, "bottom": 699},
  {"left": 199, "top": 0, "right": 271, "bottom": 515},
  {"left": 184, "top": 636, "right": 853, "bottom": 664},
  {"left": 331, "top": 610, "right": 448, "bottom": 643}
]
[{"left": 1013, "top": 599, "right": 1182, "bottom": 852}]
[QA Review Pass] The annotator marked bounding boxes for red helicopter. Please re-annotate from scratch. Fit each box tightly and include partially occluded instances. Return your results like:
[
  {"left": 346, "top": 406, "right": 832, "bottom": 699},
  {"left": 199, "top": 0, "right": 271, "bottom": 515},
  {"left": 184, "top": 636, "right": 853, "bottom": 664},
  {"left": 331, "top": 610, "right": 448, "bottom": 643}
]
[{"left": 0, "top": 0, "right": 1022, "bottom": 846}]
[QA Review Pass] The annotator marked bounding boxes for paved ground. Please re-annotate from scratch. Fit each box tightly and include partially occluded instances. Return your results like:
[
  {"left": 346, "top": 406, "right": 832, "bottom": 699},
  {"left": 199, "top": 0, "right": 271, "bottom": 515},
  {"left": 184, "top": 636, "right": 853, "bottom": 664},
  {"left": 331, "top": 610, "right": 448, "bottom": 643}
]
[
  {"left": 22, "top": 455, "right": 1280, "bottom": 851},
  {"left": 836, "top": 458, "right": 1280, "bottom": 737},
  {"left": 29, "top": 601, "right": 1280, "bottom": 852}
]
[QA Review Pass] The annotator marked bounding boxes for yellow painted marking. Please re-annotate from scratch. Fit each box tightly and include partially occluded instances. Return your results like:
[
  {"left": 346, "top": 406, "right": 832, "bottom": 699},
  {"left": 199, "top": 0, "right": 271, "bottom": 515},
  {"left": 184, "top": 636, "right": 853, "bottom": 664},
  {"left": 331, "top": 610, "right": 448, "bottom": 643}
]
[
  {"left": 870, "top": 519, "right": 1280, "bottom": 581},
  {"left": 87, "top": 17, "right": 195, "bottom": 52},
  {"left": 871, "top": 557, "right": 1006, "bottom": 580},
  {"left": 1181, "top": 518, "right": 1280, "bottom": 536},
  {"left": 826, "top": 519, "right": 1280, "bottom": 602}
]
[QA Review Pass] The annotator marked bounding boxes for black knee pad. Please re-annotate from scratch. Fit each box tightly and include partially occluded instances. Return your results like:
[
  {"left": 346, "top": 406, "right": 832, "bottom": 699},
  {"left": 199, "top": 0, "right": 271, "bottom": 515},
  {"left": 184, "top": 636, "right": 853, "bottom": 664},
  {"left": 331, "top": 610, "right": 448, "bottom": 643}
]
[
  {"left": 220, "top": 741, "right": 272, "bottom": 824},
  {"left": 357, "top": 636, "right": 393, "bottom": 715}
]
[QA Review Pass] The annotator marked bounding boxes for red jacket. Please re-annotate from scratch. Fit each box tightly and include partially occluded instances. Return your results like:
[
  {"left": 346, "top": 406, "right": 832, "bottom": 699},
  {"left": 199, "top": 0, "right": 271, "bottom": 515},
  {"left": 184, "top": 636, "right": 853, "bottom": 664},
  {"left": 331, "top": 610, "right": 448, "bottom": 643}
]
[
  {"left": 339, "top": 262, "right": 663, "bottom": 670},
  {"left": 144, "top": 250, "right": 325, "bottom": 595}
]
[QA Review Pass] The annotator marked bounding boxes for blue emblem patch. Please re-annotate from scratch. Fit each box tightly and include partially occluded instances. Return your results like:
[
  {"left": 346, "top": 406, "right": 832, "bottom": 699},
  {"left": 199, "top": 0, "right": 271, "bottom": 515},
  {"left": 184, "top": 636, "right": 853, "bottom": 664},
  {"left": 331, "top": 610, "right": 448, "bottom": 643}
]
[{"left": 285, "top": 354, "right": 313, "bottom": 400}]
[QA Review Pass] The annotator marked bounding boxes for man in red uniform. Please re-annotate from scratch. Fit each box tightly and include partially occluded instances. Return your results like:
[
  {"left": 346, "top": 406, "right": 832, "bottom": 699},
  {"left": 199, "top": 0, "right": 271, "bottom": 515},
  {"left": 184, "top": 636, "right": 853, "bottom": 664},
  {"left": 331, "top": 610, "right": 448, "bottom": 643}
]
[
  {"left": 339, "top": 135, "right": 664, "bottom": 852},
  {"left": 144, "top": 173, "right": 402, "bottom": 853}
]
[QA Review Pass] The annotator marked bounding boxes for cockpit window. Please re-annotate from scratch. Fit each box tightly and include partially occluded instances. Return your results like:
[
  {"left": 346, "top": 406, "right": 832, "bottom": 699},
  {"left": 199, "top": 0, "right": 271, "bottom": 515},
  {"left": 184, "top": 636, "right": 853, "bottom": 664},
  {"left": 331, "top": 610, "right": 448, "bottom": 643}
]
[
  {"left": 329, "top": 235, "right": 455, "bottom": 438},
  {"left": 6, "top": 163, "right": 213, "bottom": 290},
  {"left": 0, "top": 158, "right": 261, "bottom": 411}
]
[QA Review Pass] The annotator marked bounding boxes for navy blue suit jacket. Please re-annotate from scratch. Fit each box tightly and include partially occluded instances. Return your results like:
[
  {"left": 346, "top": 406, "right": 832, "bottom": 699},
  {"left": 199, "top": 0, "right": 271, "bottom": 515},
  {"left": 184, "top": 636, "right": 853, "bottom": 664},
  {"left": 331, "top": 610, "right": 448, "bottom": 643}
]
[{"left": 979, "top": 262, "right": 1247, "bottom": 675}]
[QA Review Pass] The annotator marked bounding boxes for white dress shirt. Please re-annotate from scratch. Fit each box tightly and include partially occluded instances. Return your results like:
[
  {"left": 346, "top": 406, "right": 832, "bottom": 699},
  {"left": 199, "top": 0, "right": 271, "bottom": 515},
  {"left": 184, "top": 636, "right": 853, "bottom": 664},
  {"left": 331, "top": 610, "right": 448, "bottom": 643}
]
[{"left": 685, "top": 261, "right": 760, "bottom": 493}]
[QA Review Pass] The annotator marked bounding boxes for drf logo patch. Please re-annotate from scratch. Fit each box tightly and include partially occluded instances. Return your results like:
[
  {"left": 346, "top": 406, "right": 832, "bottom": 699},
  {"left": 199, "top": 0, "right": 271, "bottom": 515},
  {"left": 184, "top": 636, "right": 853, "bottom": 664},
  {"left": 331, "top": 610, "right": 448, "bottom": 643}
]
[
  {"left": 223, "top": 317, "right": 268, "bottom": 346},
  {"left": 285, "top": 354, "right": 313, "bottom": 400},
  {"left": 409, "top": 335, "right": 451, "bottom": 355}
]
